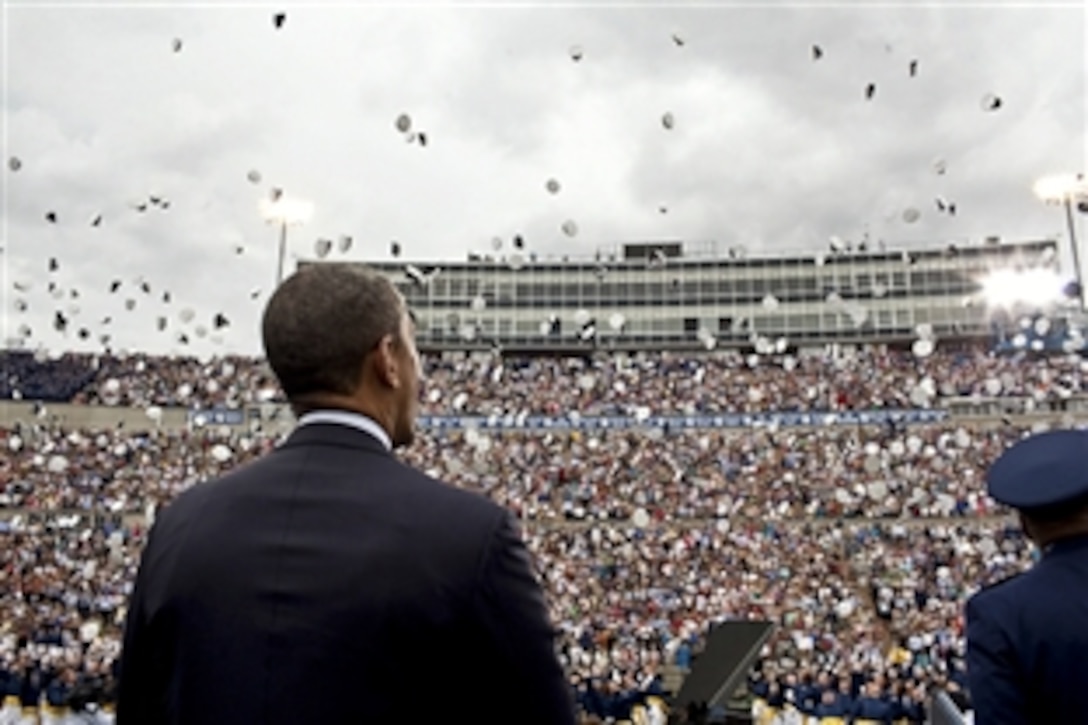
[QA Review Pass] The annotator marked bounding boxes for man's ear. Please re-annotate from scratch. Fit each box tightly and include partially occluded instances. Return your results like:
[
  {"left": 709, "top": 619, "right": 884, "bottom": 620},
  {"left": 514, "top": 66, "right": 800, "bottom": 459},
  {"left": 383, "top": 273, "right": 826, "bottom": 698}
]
[{"left": 372, "top": 333, "right": 401, "bottom": 389}]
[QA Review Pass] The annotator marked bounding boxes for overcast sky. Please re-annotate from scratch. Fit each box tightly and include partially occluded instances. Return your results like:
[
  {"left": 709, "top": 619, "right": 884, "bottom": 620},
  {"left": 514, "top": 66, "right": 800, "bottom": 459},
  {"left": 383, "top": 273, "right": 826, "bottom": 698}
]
[{"left": 3, "top": 0, "right": 1085, "bottom": 357}]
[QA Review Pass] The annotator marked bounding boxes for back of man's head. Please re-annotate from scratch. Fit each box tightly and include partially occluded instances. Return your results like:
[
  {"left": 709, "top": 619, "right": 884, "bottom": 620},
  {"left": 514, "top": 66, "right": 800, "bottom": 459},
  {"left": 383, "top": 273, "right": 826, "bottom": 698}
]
[{"left": 261, "top": 264, "right": 403, "bottom": 405}]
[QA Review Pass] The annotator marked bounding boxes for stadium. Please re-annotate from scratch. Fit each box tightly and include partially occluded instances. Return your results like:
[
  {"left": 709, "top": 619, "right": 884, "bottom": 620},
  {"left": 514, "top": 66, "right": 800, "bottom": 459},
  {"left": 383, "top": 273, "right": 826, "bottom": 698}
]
[
  {"left": 4, "top": 234, "right": 1087, "bottom": 724},
  {"left": 7, "top": 3, "right": 1088, "bottom": 721}
]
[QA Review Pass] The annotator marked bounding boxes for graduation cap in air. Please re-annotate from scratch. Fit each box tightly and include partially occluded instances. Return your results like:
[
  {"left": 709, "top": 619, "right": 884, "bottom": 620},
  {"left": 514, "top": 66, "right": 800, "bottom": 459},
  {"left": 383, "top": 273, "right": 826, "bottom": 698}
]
[
  {"left": 172, "top": 38, "right": 183, "bottom": 53},
  {"left": 91, "top": 214, "right": 102, "bottom": 227},
  {"left": 110, "top": 280, "right": 122, "bottom": 293},
  {"left": 273, "top": 12, "right": 286, "bottom": 29},
  {"left": 561, "top": 219, "right": 578, "bottom": 237},
  {"left": 811, "top": 44, "right": 823, "bottom": 60},
  {"left": 48, "top": 258, "right": 58, "bottom": 272},
  {"left": 77, "top": 328, "right": 90, "bottom": 340},
  {"left": 578, "top": 319, "right": 597, "bottom": 341},
  {"left": 982, "top": 93, "right": 1003, "bottom": 111},
  {"left": 404, "top": 264, "right": 439, "bottom": 288},
  {"left": 140, "top": 281, "right": 152, "bottom": 294},
  {"left": 53, "top": 311, "right": 68, "bottom": 333},
  {"left": 390, "top": 241, "right": 401, "bottom": 257},
  {"left": 661, "top": 112, "right": 675, "bottom": 130},
  {"left": 14, "top": 299, "right": 27, "bottom": 313},
  {"left": 512, "top": 234, "right": 525, "bottom": 250},
  {"left": 865, "top": 83, "right": 876, "bottom": 100},
  {"left": 909, "top": 59, "right": 918, "bottom": 77},
  {"left": 45, "top": 211, "right": 57, "bottom": 223},
  {"left": 314, "top": 238, "right": 332, "bottom": 258},
  {"left": 671, "top": 33, "right": 684, "bottom": 47},
  {"left": 8, "top": 157, "right": 21, "bottom": 172},
  {"left": 125, "top": 299, "right": 136, "bottom": 311},
  {"left": 417, "top": 132, "right": 428, "bottom": 147},
  {"left": 569, "top": 45, "right": 583, "bottom": 62},
  {"left": 156, "top": 317, "right": 168, "bottom": 332},
  {"left": 247, "top": 169, "right": 262, "bottom": 184},
  {"left": 545, "top": 178, "right": 560, "bottom": 194},
  {"left": 213, "top": 312, "right": 230, "bottom": 329},
  {"left": 395, "top": 114, "right": 412, "bottom": 133},
  {"left": 338, "top": 235, "right": 353, "bottom": 253}
]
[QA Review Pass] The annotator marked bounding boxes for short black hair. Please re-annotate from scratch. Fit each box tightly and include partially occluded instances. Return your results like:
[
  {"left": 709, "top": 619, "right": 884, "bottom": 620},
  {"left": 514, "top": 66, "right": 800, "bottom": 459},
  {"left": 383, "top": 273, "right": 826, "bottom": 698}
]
[{"left": 262, "top": 264, "right": 404, "bottom": 403}]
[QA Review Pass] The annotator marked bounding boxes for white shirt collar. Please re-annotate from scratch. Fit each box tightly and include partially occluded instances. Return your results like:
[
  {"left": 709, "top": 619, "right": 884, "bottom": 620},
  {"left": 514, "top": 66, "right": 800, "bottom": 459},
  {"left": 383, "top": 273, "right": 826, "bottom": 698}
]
[{"left": 296, "top": 410, "right": 392, "bottom": 451}]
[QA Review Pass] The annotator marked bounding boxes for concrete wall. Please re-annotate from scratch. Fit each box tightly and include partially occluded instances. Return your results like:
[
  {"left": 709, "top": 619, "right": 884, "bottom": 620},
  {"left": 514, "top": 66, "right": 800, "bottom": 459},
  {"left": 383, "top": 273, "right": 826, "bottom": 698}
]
[
  {"left": 0, "top": 401, "right": 191, "bottom": 431},
  {"left": 2, "top": 399, "right": 1086, "bottom": 434}
]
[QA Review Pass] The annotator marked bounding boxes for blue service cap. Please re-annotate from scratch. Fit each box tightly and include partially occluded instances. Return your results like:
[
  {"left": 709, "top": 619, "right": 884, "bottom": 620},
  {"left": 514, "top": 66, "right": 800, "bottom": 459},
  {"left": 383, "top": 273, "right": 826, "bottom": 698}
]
[{"left": 987, "top": 429, "right": 1088, "bottom": 511}]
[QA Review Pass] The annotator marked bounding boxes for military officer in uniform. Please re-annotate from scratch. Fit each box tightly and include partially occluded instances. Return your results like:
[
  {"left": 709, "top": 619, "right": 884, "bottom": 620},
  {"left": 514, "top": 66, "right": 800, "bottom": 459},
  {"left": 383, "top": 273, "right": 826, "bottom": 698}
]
[{"left": 966, "top": 429, "right": 1088, "bottom": 723}]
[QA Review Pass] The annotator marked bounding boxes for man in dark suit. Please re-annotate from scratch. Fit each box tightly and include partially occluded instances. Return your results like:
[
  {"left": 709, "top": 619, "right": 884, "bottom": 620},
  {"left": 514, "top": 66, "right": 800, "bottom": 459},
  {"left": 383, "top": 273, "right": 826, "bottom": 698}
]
[
  {"left": 117, "top": 264, "right": 575, "bottom": 724},
  {"left": 966, "top": 429, "right": 1088, "bottom": 724}
]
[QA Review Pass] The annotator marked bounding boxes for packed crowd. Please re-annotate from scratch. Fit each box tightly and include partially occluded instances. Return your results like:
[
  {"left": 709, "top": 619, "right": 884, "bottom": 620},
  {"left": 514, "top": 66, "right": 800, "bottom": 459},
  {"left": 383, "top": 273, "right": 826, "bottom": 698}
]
[
  {"left": 4, "top": 346, "right": 1088, "bottom": 414},
  {"left": 1, "top": 409, "right": 1039, "bottom": 722},
  {"left": 2, "top": 345, "right": 1070, "bottom": 721},
  {"left": 0, "top": 422, "right": 1022, "bottom": 525}
]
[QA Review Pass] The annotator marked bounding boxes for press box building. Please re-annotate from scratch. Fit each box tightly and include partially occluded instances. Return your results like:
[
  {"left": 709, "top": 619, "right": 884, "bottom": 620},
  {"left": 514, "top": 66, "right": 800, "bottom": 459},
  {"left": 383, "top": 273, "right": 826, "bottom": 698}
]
[{"left": 299, "top": 237, "right": 1064, "bottom": 353}]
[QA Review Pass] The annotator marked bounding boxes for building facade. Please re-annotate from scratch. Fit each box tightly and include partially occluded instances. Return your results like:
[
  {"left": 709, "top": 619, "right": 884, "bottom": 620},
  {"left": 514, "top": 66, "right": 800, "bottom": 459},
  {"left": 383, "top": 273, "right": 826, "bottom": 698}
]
[{"left": 301, "top": 238, "right": 1065, "bottom": 353}]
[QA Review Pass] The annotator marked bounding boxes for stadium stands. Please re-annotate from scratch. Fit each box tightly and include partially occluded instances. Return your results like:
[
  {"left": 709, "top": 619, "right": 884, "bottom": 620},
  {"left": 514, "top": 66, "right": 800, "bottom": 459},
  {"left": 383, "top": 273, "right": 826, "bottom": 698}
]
[{"left": 0, "top": 347, "right": 1063, "bottom": 722}]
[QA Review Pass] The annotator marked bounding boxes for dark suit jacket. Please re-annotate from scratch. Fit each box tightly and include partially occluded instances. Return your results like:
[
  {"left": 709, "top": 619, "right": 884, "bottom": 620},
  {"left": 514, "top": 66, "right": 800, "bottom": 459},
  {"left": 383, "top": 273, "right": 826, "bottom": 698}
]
[
  {"left": 966, "top": 534, "right": 1088, "bottom": 724},
  {"left": 117, "top": 422, "right": 575, "bottom": 724}
]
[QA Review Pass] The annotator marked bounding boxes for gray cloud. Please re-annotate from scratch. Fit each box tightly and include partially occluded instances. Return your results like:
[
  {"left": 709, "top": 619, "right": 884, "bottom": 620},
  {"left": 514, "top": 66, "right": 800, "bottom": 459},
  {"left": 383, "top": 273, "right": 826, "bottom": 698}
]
[{"left": 3, "top": 1, "right": 1084, "bottom": 356}]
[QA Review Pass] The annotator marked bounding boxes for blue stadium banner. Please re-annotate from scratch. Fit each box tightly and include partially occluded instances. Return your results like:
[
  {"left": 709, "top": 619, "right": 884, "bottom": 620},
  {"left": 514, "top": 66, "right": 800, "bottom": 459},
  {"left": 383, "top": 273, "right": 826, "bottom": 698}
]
[
  {"left": 415, "top": 408, "right": 948, "bottom": 431},
  {"left": 186, "top": 408, "right": 246, "bottom": 426}
]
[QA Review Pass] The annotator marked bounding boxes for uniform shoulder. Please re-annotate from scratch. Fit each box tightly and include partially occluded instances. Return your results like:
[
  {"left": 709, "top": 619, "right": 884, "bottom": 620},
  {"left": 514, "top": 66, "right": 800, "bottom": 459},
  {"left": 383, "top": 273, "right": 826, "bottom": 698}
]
[{"left": 968, "top": 570, "right": 1029, "bottom": 605}]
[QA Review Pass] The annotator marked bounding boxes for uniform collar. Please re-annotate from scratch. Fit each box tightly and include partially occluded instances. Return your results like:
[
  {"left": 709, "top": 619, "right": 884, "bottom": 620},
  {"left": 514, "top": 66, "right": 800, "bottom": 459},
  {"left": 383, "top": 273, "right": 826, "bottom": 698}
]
[
  {"left": 1042, "top": 531, "right": 1088, "bottom": 557},
  {"left": 296, "top": 409, "right": 392, "bottom": 451}
]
